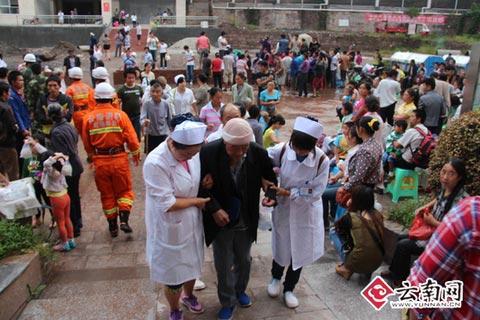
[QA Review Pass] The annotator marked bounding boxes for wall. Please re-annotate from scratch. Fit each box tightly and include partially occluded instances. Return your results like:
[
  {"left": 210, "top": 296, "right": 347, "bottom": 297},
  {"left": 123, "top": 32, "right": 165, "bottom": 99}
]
[
  {"left": 210, "top": 7, "right": 468, "bottom": 36},
  {"left": 0, "top": 26, "right": 105, "bottom": 48},
  {"left": 35, "top": 0, "right": 54, "bottom": 16}
]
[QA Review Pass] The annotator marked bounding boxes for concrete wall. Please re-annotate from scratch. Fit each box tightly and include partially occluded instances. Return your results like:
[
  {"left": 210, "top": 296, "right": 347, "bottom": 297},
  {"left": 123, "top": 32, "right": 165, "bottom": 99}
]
[
  {"left": 152, "top": 27, "right": 220, "bottom": 46},
  {"left": 35, "top": 0, "right": 54, "bottom": 16},
  {"left": 0, "top": 26, "right": 106, "bottom": 48}
]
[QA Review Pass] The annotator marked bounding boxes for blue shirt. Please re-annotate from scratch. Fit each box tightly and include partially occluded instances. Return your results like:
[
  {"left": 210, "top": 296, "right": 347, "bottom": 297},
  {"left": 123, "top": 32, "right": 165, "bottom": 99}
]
[{"left": 8, "top": 88, "right": 30, "bottom": 132}]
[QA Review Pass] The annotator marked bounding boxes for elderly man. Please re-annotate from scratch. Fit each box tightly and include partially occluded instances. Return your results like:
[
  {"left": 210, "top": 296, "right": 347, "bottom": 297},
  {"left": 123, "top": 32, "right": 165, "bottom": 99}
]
[
  {"left": 205, "top": 103, "right": 241, "bottom": 143},
  {"left": 200, "top": 118, "right": 277, "bottom": 320},
  {"left": 418, "top": 77, "right": 446, "bottom": 136}
]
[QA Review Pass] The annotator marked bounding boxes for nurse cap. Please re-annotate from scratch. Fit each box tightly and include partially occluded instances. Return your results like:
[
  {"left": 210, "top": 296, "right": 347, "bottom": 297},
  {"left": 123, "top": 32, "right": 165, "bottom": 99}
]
[
  {"left": 174, "top": 74, "right": 185, "bottom": 84},
  {"left": 171, "top": 121, "right": 207, "bottom": 145},
  {"left": 293, "top": 117, "right": 323, "bottom": 139}
]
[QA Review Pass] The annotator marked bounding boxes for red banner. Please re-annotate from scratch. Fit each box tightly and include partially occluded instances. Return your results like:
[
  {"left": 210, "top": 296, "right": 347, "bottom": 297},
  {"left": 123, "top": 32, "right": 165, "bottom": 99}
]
[
  {"left": 364, "top": 14, "right": 446, "bottom": 25},
  {"left": 103, "top": 2, "right": 110, "bottom": 13}
]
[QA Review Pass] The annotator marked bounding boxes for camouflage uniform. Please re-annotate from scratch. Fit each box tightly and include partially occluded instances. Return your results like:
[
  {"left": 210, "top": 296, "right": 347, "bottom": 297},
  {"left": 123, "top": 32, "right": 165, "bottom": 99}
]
[
  {"left": 25, "top": 74, "right": 46, "bottom": 135},
  {"left": 22, "top": 67, "right": 33, "bottom": 87}
]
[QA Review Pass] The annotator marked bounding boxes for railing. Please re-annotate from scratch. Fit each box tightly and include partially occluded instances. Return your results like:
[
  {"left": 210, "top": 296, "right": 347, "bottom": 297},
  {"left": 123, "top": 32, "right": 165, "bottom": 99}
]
[
  {"left": 149, "top": 16, "right": 218, "bottom": 28},
  {"left": 0, "top": 14, "right": 104, "bottom": 26}
]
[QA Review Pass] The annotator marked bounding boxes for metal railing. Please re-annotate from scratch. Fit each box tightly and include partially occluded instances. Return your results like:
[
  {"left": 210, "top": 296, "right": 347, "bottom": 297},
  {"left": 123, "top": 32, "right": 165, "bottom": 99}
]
[
  {"left": 0, "top": 14, "right": 104, "bottom": 26},
  {"left": 149, "top": 16, "right": 218, "bottom": 28}
]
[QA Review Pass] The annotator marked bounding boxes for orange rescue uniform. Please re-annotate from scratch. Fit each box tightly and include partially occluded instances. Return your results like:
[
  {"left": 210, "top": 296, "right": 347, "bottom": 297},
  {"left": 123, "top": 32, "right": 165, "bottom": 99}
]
[
  {"left": 82, "top": 102, "right": 140, "bottom": 219},
  {"left": 88, "top": 88, "right": 120, "bottom": 112},
  {"left": 66, "top": 80, "right": 91, "bottom": 134}
]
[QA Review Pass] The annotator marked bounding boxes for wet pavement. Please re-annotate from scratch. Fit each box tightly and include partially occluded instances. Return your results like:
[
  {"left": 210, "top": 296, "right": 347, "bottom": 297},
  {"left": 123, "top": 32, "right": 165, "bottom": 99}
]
[{"left": 16, "top": 46, "right": 401, "bottom": 320}]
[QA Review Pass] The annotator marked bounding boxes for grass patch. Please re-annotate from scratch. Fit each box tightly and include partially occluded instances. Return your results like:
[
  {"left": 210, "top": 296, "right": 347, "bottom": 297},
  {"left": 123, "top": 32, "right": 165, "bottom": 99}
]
[
  {"left": 387, "top": 196, "right": 431, "bottom": 229},
  {"left": 0, "top": 221, "right": 57, "bottom": 264}
]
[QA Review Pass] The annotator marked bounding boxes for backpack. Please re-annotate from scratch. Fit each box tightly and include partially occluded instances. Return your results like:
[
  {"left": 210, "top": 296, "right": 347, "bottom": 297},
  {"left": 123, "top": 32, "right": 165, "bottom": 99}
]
[{"left": 410, "top": 128, "right": 436, "bottom": 169}]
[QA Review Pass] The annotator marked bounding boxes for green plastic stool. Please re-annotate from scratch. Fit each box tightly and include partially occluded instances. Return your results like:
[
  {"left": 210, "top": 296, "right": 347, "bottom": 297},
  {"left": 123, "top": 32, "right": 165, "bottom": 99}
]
[{"left": 386, "top": 168, "right": 419, "bottom": 203}]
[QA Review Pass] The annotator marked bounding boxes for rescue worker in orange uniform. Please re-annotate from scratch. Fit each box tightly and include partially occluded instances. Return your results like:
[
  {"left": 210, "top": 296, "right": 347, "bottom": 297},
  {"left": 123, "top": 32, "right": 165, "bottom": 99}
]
[
  {"left": 65, "top": 67, "right": 91, "bottom": 134},
  {"left": 87, "top": 67, "right": 120, "bottom": 111},
  {"left": 82, "top": 83, "right": 141, "bottom": 237}
]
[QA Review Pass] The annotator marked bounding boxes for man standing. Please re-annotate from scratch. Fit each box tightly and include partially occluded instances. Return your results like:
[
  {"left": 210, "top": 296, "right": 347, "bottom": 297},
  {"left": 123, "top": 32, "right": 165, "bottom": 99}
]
[
  {"left": 196, "top": 31, "right": 211, "bottom": 58},
  {"left": 200, "top": 118, "right": 277, "bottom": 320},
  {"left": 418, "top": 78, "right": 446, "bottom": 135},
  {"left": 8, "top": 71, "right": 29, "bottom": 176},
  {"left": 117, "top": 68, "right": 144, "bottom": 142},
  {"left": 0, "top": 82, "right": 19, "bottom": 181},
  {"left": 330, "top": 50, "right": 338, "bottom": 89},
  {"left": 22, "top": 53, "right": 37, "bottom": 87},
  {"left": 65, "top": 67, "right": 91, "bottom": 135},
  {"left": 63, "top": 48, "right": 81, "bottom": 76},
  {"left": 340, "top": 51, "right": 350, "bottom": 85},
  {"left": 82, "top": 83, "right": 140, "bottom": 237},
  {"left": 25, "top": 62, "right": 46, "bottom": 117},
  {"left": 217, "top": 31, "right": 228, "bottom": 58},
  {"left": 377, "top": 69, "right": 401, "bottom": 126},
  {"left": 147, "top": 32, "right": 160, "bottom": 68},
  {"left": 255, "top": 61, "right": 273, "bottom": 105},
  {"left": 276, "top": 34, "right": 289, "bottom": 55},
  {"left": 222, "top": 49, "right": 234, "bottom": 91}
]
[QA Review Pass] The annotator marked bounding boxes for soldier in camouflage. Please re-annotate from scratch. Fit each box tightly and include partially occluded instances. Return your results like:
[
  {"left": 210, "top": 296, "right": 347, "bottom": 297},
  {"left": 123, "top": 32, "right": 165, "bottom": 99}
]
[
  {"left": 25, "top": 63, "right": 46, "bottom": 135},
  {"left": 22, "top": 53, "right": 36, "bottom": 87}
]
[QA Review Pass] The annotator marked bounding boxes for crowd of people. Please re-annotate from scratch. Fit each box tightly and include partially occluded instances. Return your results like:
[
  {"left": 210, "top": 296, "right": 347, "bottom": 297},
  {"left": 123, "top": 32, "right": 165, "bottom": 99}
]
[{"left": 0, "top": 27, "right": 477, "bottom": 320}]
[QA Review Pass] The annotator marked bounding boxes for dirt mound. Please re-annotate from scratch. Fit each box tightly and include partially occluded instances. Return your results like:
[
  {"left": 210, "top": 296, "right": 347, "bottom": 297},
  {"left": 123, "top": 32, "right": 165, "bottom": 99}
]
[
  {"left": 0, "top": 41, "right": 23, "bottom": 55},
  {"left": 37, "top": 41, "right": 76, "bottom": 62}
]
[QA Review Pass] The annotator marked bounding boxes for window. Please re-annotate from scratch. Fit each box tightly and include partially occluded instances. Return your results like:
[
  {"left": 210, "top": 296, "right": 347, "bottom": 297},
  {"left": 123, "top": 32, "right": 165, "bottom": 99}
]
[{"left": 0, "top": 0, "right": 19, "bottom": 14}]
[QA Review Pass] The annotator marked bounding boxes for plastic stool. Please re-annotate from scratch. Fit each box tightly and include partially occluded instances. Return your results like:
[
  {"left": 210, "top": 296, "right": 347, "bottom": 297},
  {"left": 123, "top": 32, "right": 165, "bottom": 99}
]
[{"left": 386, "top": 168, "right": 419, "bottom": 203}]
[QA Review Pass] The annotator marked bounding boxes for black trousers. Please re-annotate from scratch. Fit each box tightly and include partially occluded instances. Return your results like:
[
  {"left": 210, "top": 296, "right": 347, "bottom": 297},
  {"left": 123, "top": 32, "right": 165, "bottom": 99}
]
[
  {"left": 389, "top": 234, "right": 425, "bottom": 281},
  {"left": 213, "top": 72, "right": 223, "bottom": 89},
  {"left": 145, "top": 134, "right": 167, "bottom": 154},
  {"left": 271, "top": 259, "right": 302, "bottom": 293},
  {"left": 298, "top": 73, "right": 308, "bottom": 97},
  {"left": 380, "top": 102, "right": 396, "bottom": 126},
  {"left": 66, "top": 175, "right": 82, "bottom": 233},
  {"left": 394, "top": 157, "right": 416, "bottom": 170}
]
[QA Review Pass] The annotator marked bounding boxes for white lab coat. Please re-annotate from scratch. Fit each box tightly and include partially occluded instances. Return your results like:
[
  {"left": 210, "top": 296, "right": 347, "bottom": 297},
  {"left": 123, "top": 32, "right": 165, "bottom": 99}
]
[
  {"left": 143, "top": 140, "right": 204, "bottom": 285},
  {"left": 268, "top": 142, "right": 329, "bottom": 270}
]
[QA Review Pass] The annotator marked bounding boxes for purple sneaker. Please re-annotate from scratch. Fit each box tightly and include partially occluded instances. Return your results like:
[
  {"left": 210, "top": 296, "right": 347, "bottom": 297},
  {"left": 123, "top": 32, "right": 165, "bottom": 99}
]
[
  {"left": 181, "top": 293, "right": 205, "bottom": 314},
  {"left": 168, "top": 309, "right": 184, "bottom": 320}
]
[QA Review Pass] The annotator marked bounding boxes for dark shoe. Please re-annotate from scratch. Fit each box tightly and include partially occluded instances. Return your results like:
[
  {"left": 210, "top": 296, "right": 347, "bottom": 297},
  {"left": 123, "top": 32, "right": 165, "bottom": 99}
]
[
  {"left": 74, "top": 230, "right": 81, "bottom": 237},
  {"left": 108, "top": 217, "right": 119, "bottom": 238},
  {"left": 384, "top": 175, "right": 394, "bottom": 184},
  {"left": 374, "top": 187, "right": 384, "bottom": 195},
  {"left": 119, "top": 210, "right": 133, "bottom": 233}
]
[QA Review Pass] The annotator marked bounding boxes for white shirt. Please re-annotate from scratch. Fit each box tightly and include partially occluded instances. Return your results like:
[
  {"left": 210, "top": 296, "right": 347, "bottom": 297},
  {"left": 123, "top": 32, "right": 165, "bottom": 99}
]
[
  {"left": 159, "top": 43, "right": 168, "bottom": 54},
  {"left": 217, "top": 36, "right": 227, "bottom": 50},
  {"left": 184, "top": 50, "right": 195, "bottom": 66},
  {"left": 171, "top": 87, "right": 195, "bottom": 115},
  {"left": 377, "top": 77, "right": 401, "bottom": 108}
]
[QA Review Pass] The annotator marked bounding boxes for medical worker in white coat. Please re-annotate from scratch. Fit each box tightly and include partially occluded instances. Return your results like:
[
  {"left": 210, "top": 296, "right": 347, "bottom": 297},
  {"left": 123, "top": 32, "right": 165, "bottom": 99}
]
[
  {"left": 143, "top": 120, "right": 210, "bottom": 320},
  {"left": 266, "top": 117, "right": 329, "bottom": 309}
]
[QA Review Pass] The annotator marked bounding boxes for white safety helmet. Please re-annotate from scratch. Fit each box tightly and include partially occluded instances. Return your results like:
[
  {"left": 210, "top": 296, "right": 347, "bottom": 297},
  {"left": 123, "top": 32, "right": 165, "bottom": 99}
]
[
  {"left": 92, "top": 67, "right": 109, "bottom": 80},
  {"left": 68, "top": 67, "right": 83, "bottom": 79},
  {"left": 24, "top": 53, "right": 36, "bottom": 63},
  {"left": 94, "top": 82, "right": 115, "bottom": 99}
]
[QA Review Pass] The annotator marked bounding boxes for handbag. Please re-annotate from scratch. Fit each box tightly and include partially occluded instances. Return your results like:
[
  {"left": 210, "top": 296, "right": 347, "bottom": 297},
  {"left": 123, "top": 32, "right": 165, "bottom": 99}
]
[
  {"left": 165, "top": 54, "right": 171, "bottom": 61},
  {"left": 334, "top": 213, "right": 354, "bottom": 254},
  {"left": 408, "top": 215, "right": 436, "bottom": 240},
  {"left": 336, "top": 186, "right": 351, "bottom": 208}
]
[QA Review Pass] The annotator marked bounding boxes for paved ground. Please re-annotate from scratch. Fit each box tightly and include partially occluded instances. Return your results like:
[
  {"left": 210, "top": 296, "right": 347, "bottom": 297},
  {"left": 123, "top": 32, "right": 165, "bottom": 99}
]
[
  {"left": 15, "top": 43, "right": 403, "bottom": 320},
  {"left": 18, "top": 136, "right": 401, "bottom": 319}
]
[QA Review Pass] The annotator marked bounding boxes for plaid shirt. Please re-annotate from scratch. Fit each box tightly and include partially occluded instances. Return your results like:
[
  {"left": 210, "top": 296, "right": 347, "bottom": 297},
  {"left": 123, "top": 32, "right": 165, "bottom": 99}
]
[{"left": 407, "top": 196, "right": 480, "bottom": 319}]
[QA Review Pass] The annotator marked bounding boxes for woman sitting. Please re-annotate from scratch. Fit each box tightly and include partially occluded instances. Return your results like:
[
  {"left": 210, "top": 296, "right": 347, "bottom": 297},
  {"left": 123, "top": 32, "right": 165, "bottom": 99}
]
[
  {"left": 330, "top": 185, "right": 385, "bottom": 280},
  {"left": 393, "top": 88, "right": 418, "bottom": 123},
  {"left": 381, "top": 158, "right": 469, "bottom": 286},
  {"left": 263, "top": 115, "right": 285, "bottom": 148}
]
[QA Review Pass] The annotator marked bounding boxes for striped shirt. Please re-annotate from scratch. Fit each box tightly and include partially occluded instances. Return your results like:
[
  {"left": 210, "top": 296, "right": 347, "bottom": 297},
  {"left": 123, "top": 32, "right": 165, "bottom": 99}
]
[
  {"left": 199, "top": 102, "right": 223, "bottom": 137},
  {"left": 408, "top": 196, "right": 480, "bottom": 320}
]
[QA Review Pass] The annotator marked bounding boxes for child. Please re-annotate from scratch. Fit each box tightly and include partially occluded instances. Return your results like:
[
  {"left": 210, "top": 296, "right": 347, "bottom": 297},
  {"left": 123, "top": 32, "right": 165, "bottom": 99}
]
[
  {"left": 41, "top": 151, "right": 75, "bottom": 252},
  {"left": 337, "top": 101, "right": 353, "bottom": 134},
  {"left": 263, "top": 115, "right": 285, "bottom": 148},
  {"left": 383, "top": 119, "right": 408, "bottom": 182},
  {"left": 333, "top": 122, "right": 351, "bottom": 165},
  {"left": 23, "top": 135, "right": 53, "bottom": 227},
  {"left": 337, "top": 86, "right": 354, "bottom": 120}
]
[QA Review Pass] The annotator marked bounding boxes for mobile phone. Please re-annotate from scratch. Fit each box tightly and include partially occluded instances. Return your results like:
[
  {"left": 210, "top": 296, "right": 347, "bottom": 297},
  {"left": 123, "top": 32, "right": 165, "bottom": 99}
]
[{"left": 265, "top": 186, "right": 277, "bottom": 201}]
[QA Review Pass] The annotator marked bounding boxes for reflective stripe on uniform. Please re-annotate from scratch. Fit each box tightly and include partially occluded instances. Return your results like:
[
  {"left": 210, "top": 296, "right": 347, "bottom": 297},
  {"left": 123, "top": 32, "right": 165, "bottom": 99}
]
[
  {"left": 73, "top": 93, "right": 89, "bottom": 99},
  {"left": 103, "top": 207, "right": 118, "bottom": 215},
  {"left": 130, "top": 148, "right": 141, "bottom": 155},
  {"left": 117, "top": 198, "right": 134, "bottom": 206},
  {"left": 89, "top": 126, "right": 123, "bottom": 135}
]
